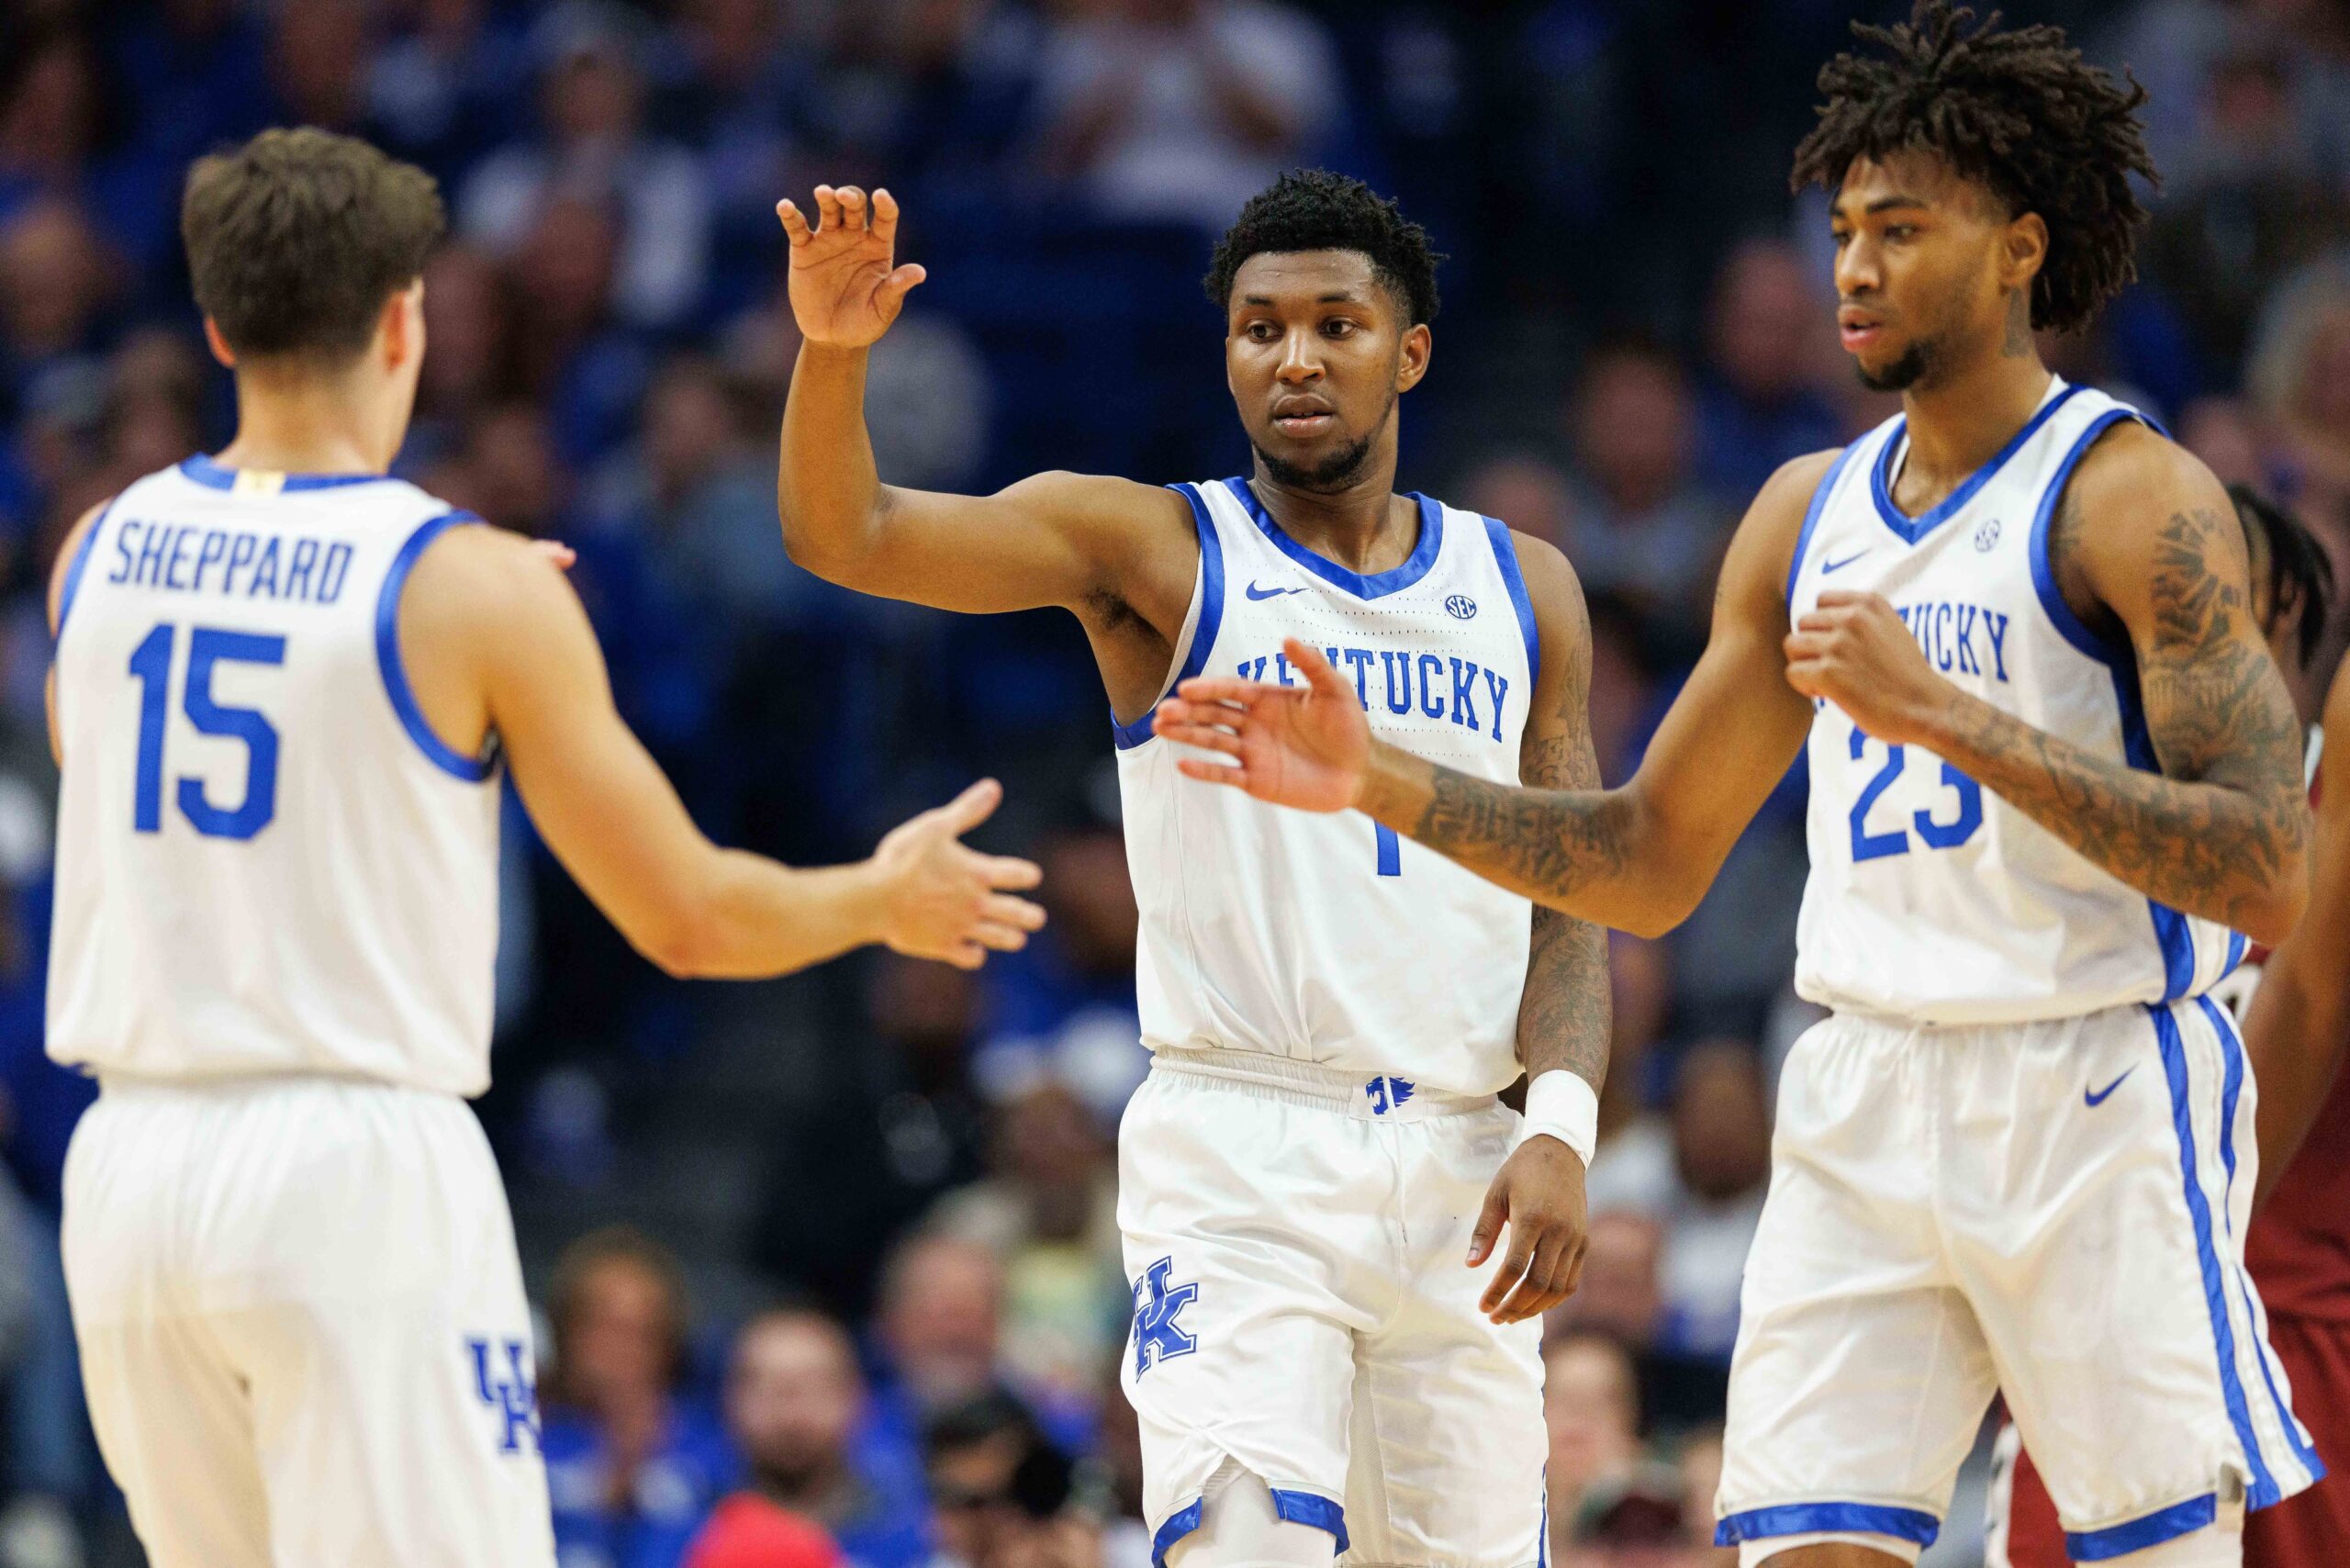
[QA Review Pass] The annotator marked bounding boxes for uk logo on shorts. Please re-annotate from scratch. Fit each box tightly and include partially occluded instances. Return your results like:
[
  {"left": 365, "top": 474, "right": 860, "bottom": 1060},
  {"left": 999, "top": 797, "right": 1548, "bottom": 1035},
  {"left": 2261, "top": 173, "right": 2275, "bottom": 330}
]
[
  {"left": 1131, "top": 1258, "right": 1199, "bottom": 1377},
  {"left": 1366, "top": 1075, "right": 1416, "bottom": 1115},
  {"left": 467, "top": 1336, "right": 540, "bottom": 1455}
]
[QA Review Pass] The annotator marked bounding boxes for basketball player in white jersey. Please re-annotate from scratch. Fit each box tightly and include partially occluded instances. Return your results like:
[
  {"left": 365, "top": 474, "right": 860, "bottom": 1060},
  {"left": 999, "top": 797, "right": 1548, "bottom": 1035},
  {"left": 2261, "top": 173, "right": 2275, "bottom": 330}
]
[
  {"left": 44, "top": 128, "right": 1046, "bottom": 1568},
  {"left": 773, "top": 171, "right": 1611, "bottom": 1565},
  {"left": 1153, "top": 7, "right": 2317, "bottom": 1568}
]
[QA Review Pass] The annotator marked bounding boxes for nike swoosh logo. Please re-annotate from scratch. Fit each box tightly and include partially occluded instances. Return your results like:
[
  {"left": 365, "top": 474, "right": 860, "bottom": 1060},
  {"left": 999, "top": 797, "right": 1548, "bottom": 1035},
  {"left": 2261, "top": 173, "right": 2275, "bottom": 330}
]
[
  {"left": 1820, "top": 550, "right": 1873, "bottom": 575},
  {"left": 2085, "top": 1067, "right": 2136, "bottom": 1107},
  {"left": 1245, "top": 581, "right": 1304, "bottom": 600}
]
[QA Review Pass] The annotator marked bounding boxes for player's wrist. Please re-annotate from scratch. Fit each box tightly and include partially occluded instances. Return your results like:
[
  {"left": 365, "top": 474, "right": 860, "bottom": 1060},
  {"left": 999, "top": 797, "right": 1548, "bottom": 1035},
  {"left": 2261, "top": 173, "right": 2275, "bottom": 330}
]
[
  {"left": 1518, "top": 1070, "right": 1598, "bottom": 1168},
  {"left": 1355, "top": 741, "right": 1417, "bottom": 821}
]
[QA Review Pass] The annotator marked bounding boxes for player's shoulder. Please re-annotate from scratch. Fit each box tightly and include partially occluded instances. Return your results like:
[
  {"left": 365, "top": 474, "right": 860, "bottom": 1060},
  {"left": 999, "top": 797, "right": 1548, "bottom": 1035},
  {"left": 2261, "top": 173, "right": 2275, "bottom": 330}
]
[
  {"left": 2064, "top": 412, "right": 2214, "bottom": 516},
  {"left": 1000, "top": 469, "right": 1191, "bottom": 525},
  {"left": 397, "top": 517, "right": 572, "bottom": 633}
]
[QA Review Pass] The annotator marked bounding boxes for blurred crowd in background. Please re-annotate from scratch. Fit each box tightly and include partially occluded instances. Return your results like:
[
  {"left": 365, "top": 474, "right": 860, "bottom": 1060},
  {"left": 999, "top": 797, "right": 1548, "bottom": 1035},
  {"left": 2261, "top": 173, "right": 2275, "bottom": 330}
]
[{"left": 0, "top": 0, "right": 2347, "bottom": 1565}]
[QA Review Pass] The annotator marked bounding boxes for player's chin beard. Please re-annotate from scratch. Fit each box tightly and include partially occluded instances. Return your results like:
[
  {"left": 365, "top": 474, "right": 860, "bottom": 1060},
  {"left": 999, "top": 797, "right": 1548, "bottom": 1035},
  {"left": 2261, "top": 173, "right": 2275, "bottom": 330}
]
[
  {"left": 1253, "top": 397, "right": 1392, "bottom": 493},
  {"left": 1856, "top": 333, "right": 1945, "bottom": 394}
]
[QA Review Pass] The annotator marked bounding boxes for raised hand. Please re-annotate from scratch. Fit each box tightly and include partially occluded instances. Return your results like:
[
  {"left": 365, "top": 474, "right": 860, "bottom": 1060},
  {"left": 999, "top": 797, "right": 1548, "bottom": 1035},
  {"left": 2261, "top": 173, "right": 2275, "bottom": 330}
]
[
  {"left": 776, "top": 185, "right": 926, "bottom": 348},
  {"left": 869, "top": 778, "right": 1046, "bottom": 969},
  {"left": 1783, "top": 588, "right": 1953, "bottom": 745},
  {"left": 1149, "top": 638, "right": 1371, "bottom": 812}
]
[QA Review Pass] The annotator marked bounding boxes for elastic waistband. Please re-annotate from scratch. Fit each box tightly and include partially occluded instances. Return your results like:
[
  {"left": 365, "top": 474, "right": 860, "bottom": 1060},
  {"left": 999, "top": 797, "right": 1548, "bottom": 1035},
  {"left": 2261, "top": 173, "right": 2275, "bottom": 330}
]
[
  {"left": 1147, "top": 1045, "right": 1499, "bottom": 1121},
  {"left": 94, "top": 1070, "right": 453, "bottom": 1103}
]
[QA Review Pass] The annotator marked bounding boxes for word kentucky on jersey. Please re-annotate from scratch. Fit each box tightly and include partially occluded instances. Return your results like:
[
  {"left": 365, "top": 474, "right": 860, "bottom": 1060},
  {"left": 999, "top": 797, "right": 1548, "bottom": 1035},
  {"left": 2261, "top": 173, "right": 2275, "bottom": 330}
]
[
  {"left": 1891, "top": 599, "right": 2014, "bottom": 684},
  {"left": 106, "top": 518, "right": 355, "bottom": 606},
  {"left": 1237, "top": 644, "right": 1514, "bottom": 743}
]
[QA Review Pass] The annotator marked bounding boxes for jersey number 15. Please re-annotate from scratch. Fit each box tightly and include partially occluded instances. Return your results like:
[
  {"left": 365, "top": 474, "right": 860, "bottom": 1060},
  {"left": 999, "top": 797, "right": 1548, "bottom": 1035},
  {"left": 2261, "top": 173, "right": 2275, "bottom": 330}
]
[{"left": 127, "top": 621, "right": 283, "bottom": 841}]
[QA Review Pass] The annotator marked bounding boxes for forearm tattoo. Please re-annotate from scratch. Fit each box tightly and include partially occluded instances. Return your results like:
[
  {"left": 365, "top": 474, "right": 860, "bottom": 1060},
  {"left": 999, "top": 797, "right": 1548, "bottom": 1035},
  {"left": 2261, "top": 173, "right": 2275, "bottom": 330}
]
[{"left": 1515, "top": 729, "right": 1614, "bottom": 1090}]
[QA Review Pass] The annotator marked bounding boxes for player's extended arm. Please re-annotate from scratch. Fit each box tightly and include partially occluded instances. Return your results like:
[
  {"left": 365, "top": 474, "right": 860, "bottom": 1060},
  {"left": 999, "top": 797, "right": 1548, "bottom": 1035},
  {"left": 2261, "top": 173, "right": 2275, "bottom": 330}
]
[
  {"left": 1469, "top": 534, "right": 1613, "bottom": 1325},
  {"left": 1790, "top": 427, "right": 2310, "bottom": 946},
  {"left": 403, "top": 526, "right": 1046, "bottom": 977},
  {"left": 1151, "top": 453, "right": 1830, "bottom": 936},
  {"left": 772, "top": 185, "right": 1185, "bottom": 618},
  {"left": 2247, "top": 665, "right": 2350, "bottom": 1208},
  {"left": 45, "top": 498, "right": 109, "bottom": 763}
]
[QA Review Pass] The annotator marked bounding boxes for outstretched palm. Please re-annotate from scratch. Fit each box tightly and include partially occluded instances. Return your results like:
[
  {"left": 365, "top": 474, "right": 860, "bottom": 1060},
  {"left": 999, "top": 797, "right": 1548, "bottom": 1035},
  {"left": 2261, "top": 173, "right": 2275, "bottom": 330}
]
[
  {"left": 776, "top": 185, "right": 926, "bottom": 348},
  {"left": 1151, "top": 639, "right": 1370, "bottom": 814}
]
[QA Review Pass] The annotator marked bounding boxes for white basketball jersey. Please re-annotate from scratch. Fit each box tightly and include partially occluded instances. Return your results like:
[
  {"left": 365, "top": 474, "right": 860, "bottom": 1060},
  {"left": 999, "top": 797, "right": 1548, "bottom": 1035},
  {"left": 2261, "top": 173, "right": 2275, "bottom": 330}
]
[
  {"left": 47, "top": 456, "right": 502, "bottom": 1094},
  {"left": 1787, "top": 380, "right": 2244, "bottom": 1025},
  {"left": 1116, "top": 477, "right": 1538, "bottom": 1096}
]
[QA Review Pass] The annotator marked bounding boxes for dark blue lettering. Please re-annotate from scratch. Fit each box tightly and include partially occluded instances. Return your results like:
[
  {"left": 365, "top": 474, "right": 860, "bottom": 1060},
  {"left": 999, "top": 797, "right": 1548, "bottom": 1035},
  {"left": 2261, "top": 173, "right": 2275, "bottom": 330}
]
[
  {"left": 1953, "top": 605, "right": 1981, "bottom": 676},
  {"left": 194, "top": 530, "right": 229, "bottom": 593},
  {"left": 163, "top": 528, "right": 196, "bottom": 591},
  {"left": 317, "top": 542, "right": 352, "bottom": 604},
  {"left": 1449, "top": 658, "right": 1480, "bottom": 733},
  {"left": 250, "top": 538, "right": 282, "bottom": 597},
  {"left": 1985, "top": 611, "right": 2011, "bottom": 682},
  {"left": 1341, "top": 647, "right": 1375, "bottom": 709},
  {"left": 134, "top": 521, "right": 170, "bottom": 587},
  {"left": 285, "top": 539, "right": 319, "bottom": 601},
  {"left": 107, "top": 519, "right": 136, "bottom": 584},
  {"left": 1380, "top": 651, "right": 1414, "bottom": 715},
  {"left": 225, "top": 533, "right": 258, "bottom": 593},
  {"left": 1934, "top": 603, "right": 1954, "bottom": 672},
  {"left": 1482, "top": 667, "right": 1509, "bottom": 742},
  {"left": 1417, "top": 654, "right": 1445, "bottom": 718}
]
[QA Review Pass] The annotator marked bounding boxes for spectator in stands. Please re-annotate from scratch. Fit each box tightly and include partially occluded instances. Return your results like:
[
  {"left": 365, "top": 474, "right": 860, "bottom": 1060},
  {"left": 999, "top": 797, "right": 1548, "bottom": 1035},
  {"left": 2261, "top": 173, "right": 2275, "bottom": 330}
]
[
  {"left": 367, "top": 0, "right": 531, "bottom": 180},
  {"left": 1030, "top": 0, "right": 1342, "bottom": 230},
  {"left": 0, "top": 21, "right": 174, "bottom": 282},
  {"left": 508, "top": 192, "right": 655, "bottom": 463},
  {"left": 265, "top": 0, "right": 371, "bottom": 137},
  {"left": 923, "top": 1390, "right": 1100, "bottom": 1568},
  {"left": 929, "top": 1082, "right": 1126, "bottom": 1420},
  {"left": 1459, "top": 452, "right": 1580, "bottom": 558},
  {"left": 541, "top": 1228, "right": 737, "bottom": 1568},
  {"left": 872, "top": 1231, "right": 1009, "bottom": 1427},
  {"left": 1653, "top": 1043, "right": 1770, "bottom": 1367},
  {"left": 2247, "top": 259, "right": 2350, "bottom": 520},
  {"left": 750, "top": 956, "right": 991, "bottom": 1319},
  {"left": 461, "top": 1, "right": 712, "bottom": 330},
  {"left": 682, "top": 1498, "right": 837, "bottom": 1568},
  {"left": 1545, "top": 1332, "right": 1683, "bottom": 1560},
  {"left": 0, "top": 200, "right": 118, "bottom": 426},
  {"left": 407, "top": 243, "right": 518, "bottom": 465},
  {"left": 1693, "top": 238, "right": 1843, "bottom": 499},
  {"left": 696, "top": 1307, "right": 928, "bottom": 1568},
  {"left": 1561, "top": 340, "right": 1731, "bottom": 658}
]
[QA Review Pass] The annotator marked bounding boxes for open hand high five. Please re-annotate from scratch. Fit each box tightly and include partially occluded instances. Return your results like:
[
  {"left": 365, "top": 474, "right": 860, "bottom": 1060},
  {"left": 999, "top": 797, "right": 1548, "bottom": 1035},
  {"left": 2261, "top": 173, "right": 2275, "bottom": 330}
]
[
  {"left": 776, "top": 185, "right": 926, "bottom": 348},
  {"left": 1149, "top": 638, "right": 1372, "bottom": 813},
  {"left": 870, "top": 778, "right": 1047, "bottom": 970}
]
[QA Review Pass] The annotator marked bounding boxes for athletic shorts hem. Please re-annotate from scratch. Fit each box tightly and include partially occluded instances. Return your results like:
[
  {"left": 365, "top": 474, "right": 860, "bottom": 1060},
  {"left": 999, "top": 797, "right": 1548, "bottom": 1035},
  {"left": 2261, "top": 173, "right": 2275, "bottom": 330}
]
[
  {"left": 1714, "top": 1501, "right": 1942, "bottom": 1548},
  {"left": 1148, "top": 1487, "right": 1349, "bottom": 1565},
  {"left": 2065, "top": 1493, "right": 2220, "bottom": 1562}
]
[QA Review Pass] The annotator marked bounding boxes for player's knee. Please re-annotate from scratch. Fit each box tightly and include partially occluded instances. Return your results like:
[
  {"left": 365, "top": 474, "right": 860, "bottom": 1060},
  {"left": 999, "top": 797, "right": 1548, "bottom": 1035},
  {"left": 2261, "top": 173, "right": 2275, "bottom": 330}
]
[
  {"left": 1162, "top": 1461, "right": 1339, "bottom": 1568},
  {"left": 1740, "top": 1537, "right": 1919, "bottom": 1568}
]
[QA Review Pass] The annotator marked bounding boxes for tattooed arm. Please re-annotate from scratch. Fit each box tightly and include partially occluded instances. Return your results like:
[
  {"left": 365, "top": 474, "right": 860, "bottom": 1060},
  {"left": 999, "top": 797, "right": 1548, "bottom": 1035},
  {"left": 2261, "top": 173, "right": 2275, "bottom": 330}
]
[
  {"left": 1786, "top": 423, "right": 2310, "bottom": 945},
  {"left": 1467, "top": 535, "right": 1613, "bottom": 1324},
  {"left": 1154, "top": 452, "right": 1830, "bottom": 935}
]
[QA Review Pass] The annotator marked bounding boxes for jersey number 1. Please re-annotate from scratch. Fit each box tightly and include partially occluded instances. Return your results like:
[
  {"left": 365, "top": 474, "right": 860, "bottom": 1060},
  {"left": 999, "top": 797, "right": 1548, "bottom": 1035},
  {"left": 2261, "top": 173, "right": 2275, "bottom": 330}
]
[{"left": 128, "top": 622, "right": 285, "bottom": 841}]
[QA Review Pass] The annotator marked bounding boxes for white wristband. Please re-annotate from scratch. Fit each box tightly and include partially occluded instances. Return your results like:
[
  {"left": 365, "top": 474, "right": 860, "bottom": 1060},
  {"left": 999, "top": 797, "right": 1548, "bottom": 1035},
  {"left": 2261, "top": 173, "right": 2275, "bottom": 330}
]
[{"left": 1518, "top": 1070, "right": 1599, "bottom": 1168}]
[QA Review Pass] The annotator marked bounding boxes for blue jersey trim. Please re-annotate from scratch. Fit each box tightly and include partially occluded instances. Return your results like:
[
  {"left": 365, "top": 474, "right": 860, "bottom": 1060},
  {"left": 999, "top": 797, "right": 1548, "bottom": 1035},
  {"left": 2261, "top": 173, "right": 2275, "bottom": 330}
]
[
  {"left": 2220, "top": 930, "right": 2248, "bottom": 983},
  {"left": 2199, "top": 994, "right": 2328, "bottom": 1484},
  {"left": 1224, "top": 476, "right": 1443, "bottom": 600},
  {"left": 2065, "top": 1494, "right": 2216, "bottom": 1561},
  {"left": 2150, "top": 1002, "right": 2280, "bottom": 1509},
  {"left": 54, "top": 497, "right": 118, "bottom": 636},
  {"left": 2027, "top": 408, "right": 2144, "bottom": 665},
  {"left": 1481, "top": 514, "right": 1541, "bottom": 690},
  {"left": 1113, "top": 483, "right": 1225, "bottom": 751},
  {"left": 179, "top": 453, "right": 391, "bottom": 492},
  {"left": 1148, "top": 1497, "right": 1204, "bottom": 1567},
  {"left": 1873, "top": 383, "right": 2085, "bottom": 545},
  {"left": 376, "top": 510, "right": 497, "bottom": 782},
  {"left": 1269, "top": 1489, "right": 1348, "bottom": 1552},
  {"left": 1714, "top": 1502, "right": 1940, "bottom": 1548},
  {"left": 1785, "top": 443, "right": 1863, "bottom": 607}
]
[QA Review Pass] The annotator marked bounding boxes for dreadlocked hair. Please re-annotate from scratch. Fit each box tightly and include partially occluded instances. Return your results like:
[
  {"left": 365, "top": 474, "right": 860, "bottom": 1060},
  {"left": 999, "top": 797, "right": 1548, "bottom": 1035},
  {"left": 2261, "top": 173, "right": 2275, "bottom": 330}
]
[
  {"left": 1204, "top": 169, "right": 1443, "bottom": 326},
  {"left": 2229, "top": 484, "right": 2336, "bottom": 671},
  {"left": 1789, "top": 0, "right": 2155, "bottom": 334}
]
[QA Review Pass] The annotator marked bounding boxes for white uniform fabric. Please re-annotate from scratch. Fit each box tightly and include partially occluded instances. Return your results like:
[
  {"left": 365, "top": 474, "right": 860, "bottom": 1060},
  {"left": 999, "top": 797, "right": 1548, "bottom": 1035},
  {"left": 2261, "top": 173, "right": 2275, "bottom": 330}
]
[
  {"left": 1786, "top": 380, "right": 2243, "bottom": 1025},
  {"left": 1726, "top": 390, "right": 2316, "bottom": 1561},
  {"left": 45, "top": 457, "right": 544, "bottom": 1566},
  {"left": 1115, "top": 476, "right": 1537, "bottom": 1099},
  {"left": 1113, "top": 479, "right": 1547, "bottom": 1564},
  {"left": 64, "top": 1075, "right": 552, "bottom": 1568},
  {"left": 1118, "top": 1051, "right": 1545, "bottom": 1568},
  {"left": 1718, "top": 1000, "right": 2315, "bottom": 1560},
  {"left": 49, "top": 456, "right": 502, "bottom": 1095}
]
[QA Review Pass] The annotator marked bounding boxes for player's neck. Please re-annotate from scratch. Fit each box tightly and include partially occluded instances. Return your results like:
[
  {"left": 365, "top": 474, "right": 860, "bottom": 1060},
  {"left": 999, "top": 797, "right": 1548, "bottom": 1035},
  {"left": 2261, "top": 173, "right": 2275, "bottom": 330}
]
[
  {"left": 1248, "top": 455, "right": 1414, "bottom": 576},
  {"left": 214, "top": 366, "right": 401, "bottom": 477},
  {"left": 1896, "top": 353, "right": 2054, "bottom": 491}
]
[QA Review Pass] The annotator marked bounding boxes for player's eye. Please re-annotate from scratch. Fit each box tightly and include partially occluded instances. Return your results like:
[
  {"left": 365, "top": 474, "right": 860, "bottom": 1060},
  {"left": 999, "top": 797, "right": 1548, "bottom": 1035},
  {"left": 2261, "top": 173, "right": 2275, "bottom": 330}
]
[
  {"left": 1323, "top": 319, "right": 1356, "bottom": 338},
  {"left": 1247, "top": 321, "right": 1280, "bottom": 342},
  {"left": 1885, "top": 225, "right": 1917, "bottom": 241}
]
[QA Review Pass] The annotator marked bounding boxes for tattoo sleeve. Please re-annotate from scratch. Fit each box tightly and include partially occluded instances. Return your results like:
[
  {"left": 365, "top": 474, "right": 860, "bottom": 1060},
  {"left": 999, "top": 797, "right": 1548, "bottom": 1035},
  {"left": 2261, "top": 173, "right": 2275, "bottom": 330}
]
[
  {"left": 1515, "top": 722, "right": 1615, "bottom": 1093},
  {"left": 1920, "top": 498, "right": 2310, "bottom": 934}
]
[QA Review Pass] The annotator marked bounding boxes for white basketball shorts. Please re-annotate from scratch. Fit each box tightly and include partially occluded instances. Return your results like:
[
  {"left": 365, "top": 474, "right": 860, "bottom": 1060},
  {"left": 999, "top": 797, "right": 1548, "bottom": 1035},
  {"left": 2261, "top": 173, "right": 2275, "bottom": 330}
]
[
  {"left": 1716, "top": 997, "right": 2320, "bottom": 1565},
  {"left": 62, "top": 1074, "right": 555, "bottom": 1568},
  {"left": 1118, "top": 1047, "right": 1548, "bottom": 1568}
]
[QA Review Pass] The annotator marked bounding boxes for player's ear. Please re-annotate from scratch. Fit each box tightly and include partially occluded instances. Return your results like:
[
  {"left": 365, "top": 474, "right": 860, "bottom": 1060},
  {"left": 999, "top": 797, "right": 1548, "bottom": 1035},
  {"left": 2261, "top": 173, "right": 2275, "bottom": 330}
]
[
  {"left": 1396, "top": 321, "right": 1432, "bottom": 393},
  {"left": 2001, "top": 209, "right": 2049, "bottom": 297},
  {"left": 382, "top": 279, "right": 425, "bottom": 371},
  {"left": 201, "top": 318, "right": 238, "bottom": 370}
]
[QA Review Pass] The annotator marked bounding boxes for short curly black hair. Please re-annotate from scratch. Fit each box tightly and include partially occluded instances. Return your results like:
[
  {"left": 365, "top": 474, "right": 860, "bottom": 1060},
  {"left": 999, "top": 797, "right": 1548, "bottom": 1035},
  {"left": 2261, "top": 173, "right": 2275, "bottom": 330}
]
[
  {"left": 1203, "top": 169, "right": 1442, "bottom": 326},
  {"left": 1789, "top": 1, "right": 2155, "bottom": 334}
]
